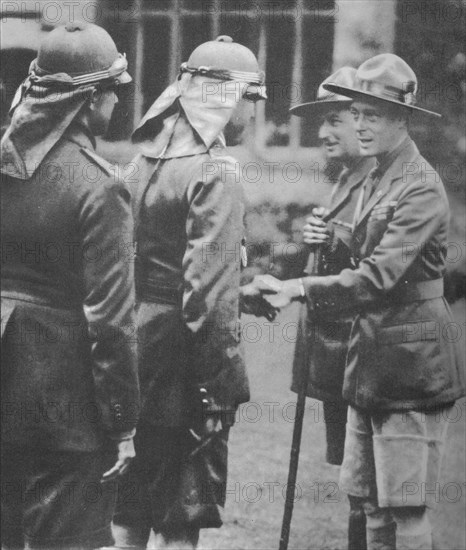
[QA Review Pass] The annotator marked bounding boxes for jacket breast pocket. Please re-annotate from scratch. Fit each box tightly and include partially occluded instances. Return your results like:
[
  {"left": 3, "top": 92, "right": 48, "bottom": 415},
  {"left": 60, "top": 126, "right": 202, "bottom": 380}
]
[
  {"left": 375, "top": 321, "right": 445, "bottom": 401},
  {"left": 368, "top": 201, "right": 397, "bottom": 223}
]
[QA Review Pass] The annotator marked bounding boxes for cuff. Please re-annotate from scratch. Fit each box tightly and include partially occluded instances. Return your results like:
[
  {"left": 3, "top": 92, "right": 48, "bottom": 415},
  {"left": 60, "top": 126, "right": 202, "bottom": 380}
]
[
  {"left": 106, "top": 428, "right": 136, "bottom": 442},
  {"left": 301, "top": 275, "right": 340, "bottom": 312}
]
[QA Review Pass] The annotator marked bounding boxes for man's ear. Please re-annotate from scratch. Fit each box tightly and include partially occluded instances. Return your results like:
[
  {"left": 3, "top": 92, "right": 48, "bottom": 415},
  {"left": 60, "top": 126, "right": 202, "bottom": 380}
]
[
  {"left": 390, "top": 105, "right": 408, "bottom": 129},
  {"left": 88, "top": 87, "right": 100, "bottom": 109},
  {"left": 398, "top": 113, "right": 410, "bottom": 129}
]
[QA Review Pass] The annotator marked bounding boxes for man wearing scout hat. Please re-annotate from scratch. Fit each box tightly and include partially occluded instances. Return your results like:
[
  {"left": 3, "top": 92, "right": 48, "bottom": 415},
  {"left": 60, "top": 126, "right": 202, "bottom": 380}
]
[
  {"left": 254, "top": 53, "right": 464, "bottom": 550},
  {"left": 113, "top": 36, "right": 267, "bottom": 549},
  {"left": 290, "top": 67, "right": 374, "bottom": 550},
  {"left": 1, "top": 22, "right": 139, "bottom": 549}
]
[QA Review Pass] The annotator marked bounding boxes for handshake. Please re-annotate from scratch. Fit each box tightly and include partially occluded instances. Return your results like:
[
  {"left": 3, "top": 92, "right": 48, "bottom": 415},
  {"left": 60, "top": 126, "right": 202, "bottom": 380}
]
[
  {"left": 240, "top": 275, "right": 305, "bottom": 320},
  {"left": 239, "top": 207, "right": 327, "bottom": 320}
]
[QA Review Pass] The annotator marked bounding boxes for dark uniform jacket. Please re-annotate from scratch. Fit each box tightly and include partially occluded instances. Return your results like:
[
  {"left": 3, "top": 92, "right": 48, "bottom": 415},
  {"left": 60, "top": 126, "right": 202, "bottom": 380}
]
[
  {"left": 292, "top": 157, "right": 374, "bottom": 401},
  {"left": 131, "top": 140, "right": 249, "bottom": 428},
  {"left": 1, "top": 124, "right": 140, "bottom": 451},
  {"left": 303, "top": 137, "right": 464, "bottom": 411}
]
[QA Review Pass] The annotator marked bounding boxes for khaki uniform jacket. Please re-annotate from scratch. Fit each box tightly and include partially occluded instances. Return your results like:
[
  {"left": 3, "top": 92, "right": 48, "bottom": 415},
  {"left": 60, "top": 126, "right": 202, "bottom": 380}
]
[
  {"left": 131, "top": 140, "right": 249, "bottom": 427},
  {"left": 303, "top": 138, "right": 464, "bottom": 411},
  {"left": 292, "top": 157, "right": 375, "bottom": 401},
  {"left": 1, "top": 125, "right": 140, "bottom": 451}
]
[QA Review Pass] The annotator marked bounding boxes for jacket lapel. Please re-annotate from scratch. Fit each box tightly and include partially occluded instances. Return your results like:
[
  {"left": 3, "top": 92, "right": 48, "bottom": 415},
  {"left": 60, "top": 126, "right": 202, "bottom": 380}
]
[
  {"left": 327, "top": 158, "right": 375, "bottom": 220},
  {"left": 354, "top": 140, "right": 420, "bottom": 228}
]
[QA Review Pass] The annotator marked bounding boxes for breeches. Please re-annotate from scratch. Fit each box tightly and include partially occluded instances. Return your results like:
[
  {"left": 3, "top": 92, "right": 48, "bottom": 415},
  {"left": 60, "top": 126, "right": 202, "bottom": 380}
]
[{"left": 340, "top": 404, "right": 453, "bottom": 507}]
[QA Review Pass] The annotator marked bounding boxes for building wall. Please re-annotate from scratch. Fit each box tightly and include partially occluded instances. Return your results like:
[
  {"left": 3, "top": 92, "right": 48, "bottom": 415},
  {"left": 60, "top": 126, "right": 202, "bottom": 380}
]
[
  {"left": 333, "top": 0, "right": 396, "bottom": 69},
  {"left": 1, "top": 0, "right": 341, "bottom": 146},
  {"left": 6, "top": 0, "right": 460, "bottom": 158}
]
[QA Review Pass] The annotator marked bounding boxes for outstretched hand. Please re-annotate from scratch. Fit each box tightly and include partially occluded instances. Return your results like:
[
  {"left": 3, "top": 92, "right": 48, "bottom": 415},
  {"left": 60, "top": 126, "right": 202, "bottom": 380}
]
[
  {"left": 251, "top": 275, "right": 303, "bottom": 309},
  {"left": 240, "top": 276, "right": 281, "bottom": 320}
]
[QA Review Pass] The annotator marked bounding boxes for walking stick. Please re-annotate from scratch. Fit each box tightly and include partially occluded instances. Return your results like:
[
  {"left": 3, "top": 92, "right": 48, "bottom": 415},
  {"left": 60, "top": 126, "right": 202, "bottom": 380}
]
[{"left": 278, "top": 245, "right": 322, "bottom": 550}]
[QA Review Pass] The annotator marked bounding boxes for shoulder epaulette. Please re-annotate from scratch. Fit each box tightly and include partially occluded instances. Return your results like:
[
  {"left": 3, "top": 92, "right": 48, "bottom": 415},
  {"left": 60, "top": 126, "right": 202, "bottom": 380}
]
[{"left": 80, "top": 147, "right": 115, "bottom": 177}]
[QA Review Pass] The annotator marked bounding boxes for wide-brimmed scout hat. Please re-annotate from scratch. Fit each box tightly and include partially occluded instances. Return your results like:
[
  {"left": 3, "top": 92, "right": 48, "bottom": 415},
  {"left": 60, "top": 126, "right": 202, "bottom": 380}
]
[
  {"left": 289, "top": 66, "right": 356, "bottom": 117},
  {"left": 323, "top": 53, "right": 441, "bottom": 117}
]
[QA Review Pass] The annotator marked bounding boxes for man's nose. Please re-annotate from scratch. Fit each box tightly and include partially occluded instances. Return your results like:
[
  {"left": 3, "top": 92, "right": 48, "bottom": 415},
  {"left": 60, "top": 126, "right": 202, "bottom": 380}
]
[
  {"left": 318, "top": 121, "right": 331, "bottom": 140},
  {"left": 354, "top": 116, "right": 366, "bottom": 132}
]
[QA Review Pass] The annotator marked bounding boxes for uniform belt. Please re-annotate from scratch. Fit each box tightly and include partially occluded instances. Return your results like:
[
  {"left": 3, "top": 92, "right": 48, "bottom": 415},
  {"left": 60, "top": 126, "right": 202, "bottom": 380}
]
[
  {"left": 136, "top": 279, "right": 182, "bottom": 305},
  {"left": 386, "top": 278, "right": 444, "bottom": 303}
]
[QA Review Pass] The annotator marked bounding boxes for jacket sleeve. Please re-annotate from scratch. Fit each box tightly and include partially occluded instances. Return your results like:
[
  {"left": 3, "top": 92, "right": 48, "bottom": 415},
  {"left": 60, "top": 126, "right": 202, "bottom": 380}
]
[
  {"left": 79, "top": 174, "right": 140, "bottom": 440},
  {"left": 303, "top": 177, "right": 448, "bottom": 312},
  {"left": 182, "top": 155, "right": 249, "bottom": 414}
]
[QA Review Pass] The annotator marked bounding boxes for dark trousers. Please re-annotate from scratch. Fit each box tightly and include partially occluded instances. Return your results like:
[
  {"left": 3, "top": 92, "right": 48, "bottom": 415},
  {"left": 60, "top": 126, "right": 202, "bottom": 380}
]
[
  {"left": 322, "top": 401, "right": 367, "bottom": 550},
  {"left": 1, "top": 444, "right": 117, "bottom": 549},
  {"left": 323, "top": 400, "right": 348, "bottom": 466},
  {"left": 114, "top": 422, "right": 228, "bottom": 545}
]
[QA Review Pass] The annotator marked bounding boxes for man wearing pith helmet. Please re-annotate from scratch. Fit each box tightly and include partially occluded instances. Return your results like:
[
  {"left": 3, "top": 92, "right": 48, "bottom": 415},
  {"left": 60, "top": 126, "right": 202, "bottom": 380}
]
[
  {"left": 1, "top": 22, "right": 139, "bottom": 549},
  {"left": 254, "top": 53, "right": 464, "bottom": 550},
  {"left": 290, "top": 66, "right": 374, "bottom": 550},
  {"left": 113, "top": 36, "right": 268, "bottom": 549}
]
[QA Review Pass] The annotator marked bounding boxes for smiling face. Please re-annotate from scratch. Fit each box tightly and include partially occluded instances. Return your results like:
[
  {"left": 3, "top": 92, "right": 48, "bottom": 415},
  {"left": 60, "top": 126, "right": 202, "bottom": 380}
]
[
  {"left": 317, "top": 107, "right": 361, "bottom": 163},
  {"left": 350, "top": 99, "right": 408, "bottom": 157}
]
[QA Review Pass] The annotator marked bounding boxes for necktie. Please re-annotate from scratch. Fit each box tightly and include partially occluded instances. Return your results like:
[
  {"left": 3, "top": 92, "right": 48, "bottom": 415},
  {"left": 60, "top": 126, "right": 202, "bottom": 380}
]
[
  {"left": 352, "top": 168, "right": 379, "bottom": 227},
  {"left": 362, "top": 167, "right": 380, "bottom": 208}
]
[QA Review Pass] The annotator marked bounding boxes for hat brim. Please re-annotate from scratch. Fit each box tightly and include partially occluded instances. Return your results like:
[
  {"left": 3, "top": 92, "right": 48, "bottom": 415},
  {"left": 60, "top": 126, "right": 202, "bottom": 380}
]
[
  {"left": 115, "top": 71, "right": 132, "bottom": 85},
  {"left": 323, "top": 84, "right": 441, "bottom": 118},
  {"left": 289, "top": 99, "right": 352, "bottom": 117}
]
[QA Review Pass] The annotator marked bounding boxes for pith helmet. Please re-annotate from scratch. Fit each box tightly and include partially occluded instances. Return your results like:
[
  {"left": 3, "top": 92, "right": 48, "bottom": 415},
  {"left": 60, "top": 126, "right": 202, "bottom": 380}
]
[
  {"left": 34, "top": 21, "right": 131, "bottom": 86},
  {"left": 290, "top": 67, "right": 356, "bottom": 117},
  {"left": 180, "top": 35, "right": 266, "bottom": 99},
  {"left": 323, "top": 53, "right": 440, "bottom": 117}
]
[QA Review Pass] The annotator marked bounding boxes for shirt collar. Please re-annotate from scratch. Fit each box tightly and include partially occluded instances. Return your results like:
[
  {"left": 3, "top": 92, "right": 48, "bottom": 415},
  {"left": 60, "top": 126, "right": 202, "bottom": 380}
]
[{"left": 373, "top": 135, "right": 412, "bottom": 179}]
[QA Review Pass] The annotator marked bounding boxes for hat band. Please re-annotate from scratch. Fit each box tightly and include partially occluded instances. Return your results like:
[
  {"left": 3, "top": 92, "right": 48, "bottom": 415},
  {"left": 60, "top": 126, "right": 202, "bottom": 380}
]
[
  {"left": 315, "top": 92, "right": 352, "bottom": 103},
  {"left": 32, "top": 53, "right": 128, "bottom": 87},
  {"left": 357, "top": 79, "right": 417, "bottom": 106},
  {"left": 180, "top": 62, "right": 265, "bottom": 86}
]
